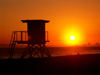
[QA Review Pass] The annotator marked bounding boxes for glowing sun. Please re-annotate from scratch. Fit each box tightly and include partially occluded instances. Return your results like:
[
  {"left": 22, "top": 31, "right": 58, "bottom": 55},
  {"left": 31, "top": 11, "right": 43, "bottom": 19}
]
[{"left": 70, "top": 35, "right": 75, "bottom": 40}]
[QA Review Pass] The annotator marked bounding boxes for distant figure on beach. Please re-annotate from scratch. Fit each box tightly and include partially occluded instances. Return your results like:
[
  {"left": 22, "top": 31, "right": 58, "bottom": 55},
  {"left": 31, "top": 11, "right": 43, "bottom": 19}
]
[{"left": 77, "top": 53, "right": 79, "bottom": 55}]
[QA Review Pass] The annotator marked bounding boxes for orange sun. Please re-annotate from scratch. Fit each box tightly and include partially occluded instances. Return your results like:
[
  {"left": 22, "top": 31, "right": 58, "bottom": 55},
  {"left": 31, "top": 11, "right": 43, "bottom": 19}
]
[
  {"left": 70, "top": 35, "right": 75, "bottom": 40},
  {"left": 60, "top": 26, "right": 84, "bottom": 46}
]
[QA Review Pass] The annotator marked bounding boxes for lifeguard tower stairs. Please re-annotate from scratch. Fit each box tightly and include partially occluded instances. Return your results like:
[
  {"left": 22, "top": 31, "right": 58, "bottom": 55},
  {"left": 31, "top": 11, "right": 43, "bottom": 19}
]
[{"left": 8, "top": 20, "right": 51, "bottom": 59}]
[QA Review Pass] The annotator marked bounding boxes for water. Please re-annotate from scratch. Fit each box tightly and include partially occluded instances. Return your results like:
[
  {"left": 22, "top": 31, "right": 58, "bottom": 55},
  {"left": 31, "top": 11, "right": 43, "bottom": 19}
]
[
  {"left": 48, "top": 47, "right": 100, "bottom": 56},
  {"left": 0, "top": 47, "right": 100, "bottom": 59}
]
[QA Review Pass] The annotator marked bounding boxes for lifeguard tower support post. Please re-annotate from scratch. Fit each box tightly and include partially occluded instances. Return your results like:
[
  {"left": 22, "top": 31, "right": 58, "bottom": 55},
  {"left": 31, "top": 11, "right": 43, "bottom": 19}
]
[{"left": 8, "top": 20, "right": 51, "bottom": 59}]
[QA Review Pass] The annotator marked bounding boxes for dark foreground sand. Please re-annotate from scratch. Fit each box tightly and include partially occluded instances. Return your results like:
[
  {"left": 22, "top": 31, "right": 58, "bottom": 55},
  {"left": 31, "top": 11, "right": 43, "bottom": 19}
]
[{"left": 0, "top": 54, "right": 100, "bottom": 75}]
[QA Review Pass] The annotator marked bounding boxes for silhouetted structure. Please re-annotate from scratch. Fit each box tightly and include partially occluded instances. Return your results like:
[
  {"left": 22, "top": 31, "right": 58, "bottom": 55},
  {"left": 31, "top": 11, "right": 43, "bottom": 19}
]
[
  {"left": 95, "top": 42, "right": 100, "bottom": 45},
  {"left": 8, "top": 20, "right": 51, "bottom": 59}
]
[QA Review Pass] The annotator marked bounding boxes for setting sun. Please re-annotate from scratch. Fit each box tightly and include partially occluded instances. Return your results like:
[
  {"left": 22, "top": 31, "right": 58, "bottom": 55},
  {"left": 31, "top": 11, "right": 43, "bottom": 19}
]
[
  {"left": 60, "top": 26, "right": 84, "bottom": 46},
  {"left": 70, "top": 35, "right": 75, "bottom": 40}
]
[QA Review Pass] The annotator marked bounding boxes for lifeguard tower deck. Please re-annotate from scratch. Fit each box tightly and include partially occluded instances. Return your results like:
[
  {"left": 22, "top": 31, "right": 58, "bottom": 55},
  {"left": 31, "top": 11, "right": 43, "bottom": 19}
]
[{"left": 8, "top": 20, "right": 51, "bottom": 59}]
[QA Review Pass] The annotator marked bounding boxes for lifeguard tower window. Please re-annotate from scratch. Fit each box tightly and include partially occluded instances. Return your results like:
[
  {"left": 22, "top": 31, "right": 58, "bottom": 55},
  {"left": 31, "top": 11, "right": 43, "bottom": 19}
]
[{"left": 21, "top": 20, "right": 50, "bottom": 44}]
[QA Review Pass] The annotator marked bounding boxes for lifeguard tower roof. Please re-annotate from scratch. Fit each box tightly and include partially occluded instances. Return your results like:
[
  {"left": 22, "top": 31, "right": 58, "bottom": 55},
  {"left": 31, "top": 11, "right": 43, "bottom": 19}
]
[{"left": 21, "top": 20, "right": 50, "bottom": 23}]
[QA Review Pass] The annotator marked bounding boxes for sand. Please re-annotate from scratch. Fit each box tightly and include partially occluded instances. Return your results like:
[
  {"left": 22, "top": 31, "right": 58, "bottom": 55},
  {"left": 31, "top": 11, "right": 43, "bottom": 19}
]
[{"left": 0, "top": 54, "right": 100, "bottom": 75}]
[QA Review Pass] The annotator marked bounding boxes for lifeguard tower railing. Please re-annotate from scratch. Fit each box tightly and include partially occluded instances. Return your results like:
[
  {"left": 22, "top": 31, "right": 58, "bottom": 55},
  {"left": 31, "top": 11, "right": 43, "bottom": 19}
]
[{"left": 9, "top": 31, "right": 49, "bottom": 44}]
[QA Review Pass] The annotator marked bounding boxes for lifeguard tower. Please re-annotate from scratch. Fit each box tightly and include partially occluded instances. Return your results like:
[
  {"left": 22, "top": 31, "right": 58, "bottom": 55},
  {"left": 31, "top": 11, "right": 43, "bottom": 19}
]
[{"left": 8, "top": 20, "right": 51, "bottom": 59}]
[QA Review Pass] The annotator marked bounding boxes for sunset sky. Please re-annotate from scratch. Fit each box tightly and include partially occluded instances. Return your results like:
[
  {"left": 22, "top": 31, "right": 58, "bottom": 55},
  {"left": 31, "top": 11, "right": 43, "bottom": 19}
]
[{"left": 0, "top": 0, "right": 100, "bottom": 47}]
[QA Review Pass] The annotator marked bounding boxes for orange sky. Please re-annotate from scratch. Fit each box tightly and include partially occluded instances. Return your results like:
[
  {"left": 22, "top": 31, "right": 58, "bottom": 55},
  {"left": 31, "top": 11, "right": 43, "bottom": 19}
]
[{"left": 0, "top": 0, "right": 100, "bottom": 47}]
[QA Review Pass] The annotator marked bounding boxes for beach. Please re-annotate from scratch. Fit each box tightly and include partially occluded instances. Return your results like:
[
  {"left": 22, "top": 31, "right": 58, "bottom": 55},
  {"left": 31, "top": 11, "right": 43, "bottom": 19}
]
[{"left": 0, "top": 54, "right": 100, "bottom": 75}]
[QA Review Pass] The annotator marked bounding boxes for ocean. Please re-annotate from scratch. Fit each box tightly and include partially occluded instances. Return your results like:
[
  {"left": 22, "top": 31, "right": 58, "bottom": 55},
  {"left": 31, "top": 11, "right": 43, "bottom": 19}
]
[{"left": 0, "top": 46, "right": 100, "bottom": 59}]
